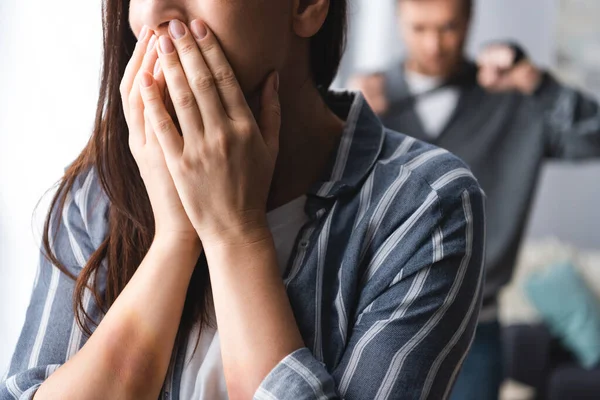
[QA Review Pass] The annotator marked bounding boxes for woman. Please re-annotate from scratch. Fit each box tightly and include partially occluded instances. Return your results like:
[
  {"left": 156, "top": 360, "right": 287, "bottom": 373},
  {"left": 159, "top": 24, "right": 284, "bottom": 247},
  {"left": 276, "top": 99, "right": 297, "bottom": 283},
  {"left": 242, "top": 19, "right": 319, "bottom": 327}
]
[{"left": 1, "top": 0, "right": 485, "bottom": 399}]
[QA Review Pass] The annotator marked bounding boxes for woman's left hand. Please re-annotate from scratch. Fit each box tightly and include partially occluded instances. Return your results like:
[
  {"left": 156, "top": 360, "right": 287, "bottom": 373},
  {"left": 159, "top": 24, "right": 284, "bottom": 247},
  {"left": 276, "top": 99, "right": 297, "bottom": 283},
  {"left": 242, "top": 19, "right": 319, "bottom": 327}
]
[{"left": 139, "top": 19, "right": 281, "bottom": 247}]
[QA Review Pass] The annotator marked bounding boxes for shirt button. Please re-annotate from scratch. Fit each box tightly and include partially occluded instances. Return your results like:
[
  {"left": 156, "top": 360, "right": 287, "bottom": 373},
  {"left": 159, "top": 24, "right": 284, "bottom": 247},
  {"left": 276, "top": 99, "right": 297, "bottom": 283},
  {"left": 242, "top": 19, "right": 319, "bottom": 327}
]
[{"left": 300, "top": 241, "right": 309, "bottom": 248}]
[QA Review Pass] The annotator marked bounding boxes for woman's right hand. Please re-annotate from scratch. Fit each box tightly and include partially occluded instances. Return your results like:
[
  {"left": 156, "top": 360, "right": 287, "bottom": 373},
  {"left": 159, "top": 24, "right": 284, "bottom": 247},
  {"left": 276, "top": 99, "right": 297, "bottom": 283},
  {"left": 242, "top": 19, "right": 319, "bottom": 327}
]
[{"left": 120, "top": 27, "right": 200, "bottom": 245}]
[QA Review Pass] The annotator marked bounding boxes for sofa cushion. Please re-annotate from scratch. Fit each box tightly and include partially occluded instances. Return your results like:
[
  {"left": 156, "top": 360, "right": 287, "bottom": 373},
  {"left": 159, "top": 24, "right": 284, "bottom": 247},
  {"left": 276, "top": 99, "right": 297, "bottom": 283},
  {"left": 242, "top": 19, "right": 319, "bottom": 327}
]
[{"left": 524, "top": 262, "right": 600, "bottom": 369}]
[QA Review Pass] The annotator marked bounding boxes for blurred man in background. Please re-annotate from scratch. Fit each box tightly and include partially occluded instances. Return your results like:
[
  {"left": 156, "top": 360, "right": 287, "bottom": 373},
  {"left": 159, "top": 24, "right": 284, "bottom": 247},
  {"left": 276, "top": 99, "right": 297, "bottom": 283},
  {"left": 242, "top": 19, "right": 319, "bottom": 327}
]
[{"left": 349, "top": 0, "right": 600, "bottom": 399}]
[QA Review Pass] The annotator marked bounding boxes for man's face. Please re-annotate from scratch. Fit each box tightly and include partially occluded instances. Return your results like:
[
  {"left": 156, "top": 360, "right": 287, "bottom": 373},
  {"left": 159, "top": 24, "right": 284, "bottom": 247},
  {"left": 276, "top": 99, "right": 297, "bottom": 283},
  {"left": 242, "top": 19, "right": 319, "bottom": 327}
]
[{"left": 398, "top": 0, "right": 470, "bottom": 77}]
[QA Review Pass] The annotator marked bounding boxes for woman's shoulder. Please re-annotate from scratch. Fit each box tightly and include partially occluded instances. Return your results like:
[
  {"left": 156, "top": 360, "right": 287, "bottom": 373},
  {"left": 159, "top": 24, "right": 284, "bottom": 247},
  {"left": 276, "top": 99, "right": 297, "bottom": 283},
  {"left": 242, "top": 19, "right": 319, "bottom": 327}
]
[
  {"left": 376, "top": 129, "right": 484, "bottom": 206},
  {"left": 58, "top": 164, "right": 110, "bottom": 248}
]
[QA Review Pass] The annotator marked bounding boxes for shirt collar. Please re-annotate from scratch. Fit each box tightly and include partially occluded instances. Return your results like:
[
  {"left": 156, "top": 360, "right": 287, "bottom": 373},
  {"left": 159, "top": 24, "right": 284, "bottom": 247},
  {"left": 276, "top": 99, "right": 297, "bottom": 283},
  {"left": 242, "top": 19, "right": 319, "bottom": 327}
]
[{"left": 308, "top": 91, "right": 385, "bottom": 200}]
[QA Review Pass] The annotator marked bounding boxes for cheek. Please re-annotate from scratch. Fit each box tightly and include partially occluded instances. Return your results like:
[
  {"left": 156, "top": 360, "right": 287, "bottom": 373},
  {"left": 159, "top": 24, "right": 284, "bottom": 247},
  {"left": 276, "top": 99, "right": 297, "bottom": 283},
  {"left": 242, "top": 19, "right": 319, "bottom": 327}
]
[
  {"left": 441, "top": 35, "right": 461, "bottom": 56},
  {"left": 402, "top": 32, "right": 421, "bottom": 54},
  {"left": 206, "top": 7, "right": 290, "bottom": 95}
]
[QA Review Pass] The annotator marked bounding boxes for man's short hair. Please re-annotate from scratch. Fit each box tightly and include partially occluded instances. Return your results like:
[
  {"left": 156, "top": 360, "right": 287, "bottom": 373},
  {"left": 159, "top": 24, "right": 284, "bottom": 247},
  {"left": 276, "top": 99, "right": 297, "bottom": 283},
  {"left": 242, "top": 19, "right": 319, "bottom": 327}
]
[{"left": 399, "top": 0, "right": 473, "bottom": 19}]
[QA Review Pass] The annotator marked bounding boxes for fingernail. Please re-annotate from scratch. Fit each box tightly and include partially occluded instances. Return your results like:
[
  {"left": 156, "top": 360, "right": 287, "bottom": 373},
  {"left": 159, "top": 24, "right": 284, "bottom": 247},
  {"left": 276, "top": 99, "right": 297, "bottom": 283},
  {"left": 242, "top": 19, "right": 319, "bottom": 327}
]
[
  {"left": 159, "top": 35, "right": 175, "bottom": 54},
  {"left": 169, "top": 20, "right": 186, "bottom": 40},
  {"left": 141, "top": 73, "right": 153, "bottom": 88},
  {"left": 190, "top": 20, "right": 207, "bottom": 40},
  {"left": 273, "top": 72, "right": 280, "bottom": 92},
  {"left": 147, "top": 35, "right": 157, "bottom": 53},
  {"left": 138, "top": 25, "right": 148, "bottom": 41}
]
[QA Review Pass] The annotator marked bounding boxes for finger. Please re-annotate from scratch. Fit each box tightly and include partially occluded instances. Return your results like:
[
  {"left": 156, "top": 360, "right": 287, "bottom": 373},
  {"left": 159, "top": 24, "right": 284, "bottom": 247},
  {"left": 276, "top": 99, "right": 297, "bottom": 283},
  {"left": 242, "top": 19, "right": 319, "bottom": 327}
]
[
  {"left": 121, "top": 26, "right": 152, "bottom": 120},
  {"left": 153, "top": 58, "right": 166, "bottom": 101},
  {"left": 485, "top": 46, "right": 516, "bottom": 71},
  {"left": 144, "top": 109, "right": 157, "bottom": 145},
  {"left": 139, "top": 71, "right": 184, "bottom": 160},
  {"left": 129, "top": 35, "right": 159, "bottom": 149},
  {"left": 478, "top": 48, "right": 500, "bottom": 69},
  {"left": 165, "top": 20, "right": 228, "bottom": 131},
  {"left": 492, "top": 47, "right": 514, "bottom": 69},
  {"left": 153, "top": 61, "right": 179, "bottom": 132},
  {"left": 478, "top": 67, "right": 500, "bottom": 89},
  {"left": 476, "top": 50, "right": 489, "bottom": 67},
  {"left": 157, "top": 33, "right": 208, "bottom": 141},
  {"left": 144, "top": 57, "right": 164, "bottom": 145},
  {"left": 479, "top": 68, "right": 508, "bottom": 92},
  {"left": 189, "top": 19, "right": 252, "bottom": 122},
  {"left": 258, "top": 71, "right": 281, "bottom": 156}
]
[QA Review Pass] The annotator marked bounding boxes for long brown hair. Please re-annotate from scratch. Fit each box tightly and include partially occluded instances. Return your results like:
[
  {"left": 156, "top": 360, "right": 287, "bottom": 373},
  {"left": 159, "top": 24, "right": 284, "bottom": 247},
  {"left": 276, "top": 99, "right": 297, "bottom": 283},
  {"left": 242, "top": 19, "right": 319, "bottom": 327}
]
[{"left": 43, "top": 0, "right": 347, "bottom": 342}]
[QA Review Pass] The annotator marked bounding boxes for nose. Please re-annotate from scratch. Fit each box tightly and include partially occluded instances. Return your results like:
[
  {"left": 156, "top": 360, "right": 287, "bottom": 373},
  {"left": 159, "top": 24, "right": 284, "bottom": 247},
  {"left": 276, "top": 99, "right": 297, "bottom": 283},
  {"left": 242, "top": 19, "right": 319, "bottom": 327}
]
[
  {"left": 137, "top": 0, "right": 189, "bottom": 37},
  {"left": 423, "top": 32, "right": 443, "bottom": 58}
]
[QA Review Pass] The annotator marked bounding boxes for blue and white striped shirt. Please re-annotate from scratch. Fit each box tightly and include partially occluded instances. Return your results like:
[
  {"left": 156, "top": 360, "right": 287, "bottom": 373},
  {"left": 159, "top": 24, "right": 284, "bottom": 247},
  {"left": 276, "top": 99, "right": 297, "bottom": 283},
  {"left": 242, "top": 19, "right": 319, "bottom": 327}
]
[{"left": 1, "top": 92, "right": 485, "bottom": 400}]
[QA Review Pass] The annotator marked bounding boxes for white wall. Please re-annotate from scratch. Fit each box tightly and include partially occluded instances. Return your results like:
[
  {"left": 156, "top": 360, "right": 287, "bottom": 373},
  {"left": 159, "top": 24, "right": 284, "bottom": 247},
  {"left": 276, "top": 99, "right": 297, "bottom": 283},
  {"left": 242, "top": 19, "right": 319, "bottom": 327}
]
[{"left": 0, "top": 0, "right": 103, "bottom": 374}]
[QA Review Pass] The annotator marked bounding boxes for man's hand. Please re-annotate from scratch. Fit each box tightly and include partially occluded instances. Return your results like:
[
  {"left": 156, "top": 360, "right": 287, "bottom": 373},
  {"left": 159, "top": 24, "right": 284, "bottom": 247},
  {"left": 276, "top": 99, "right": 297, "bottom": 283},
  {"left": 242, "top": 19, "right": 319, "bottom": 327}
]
[
  {"left": 348, "top": 73, "right": 389, "bottom": 115},
  {"left": 477, "top": 43, "right": 543, "bottom": 95}
]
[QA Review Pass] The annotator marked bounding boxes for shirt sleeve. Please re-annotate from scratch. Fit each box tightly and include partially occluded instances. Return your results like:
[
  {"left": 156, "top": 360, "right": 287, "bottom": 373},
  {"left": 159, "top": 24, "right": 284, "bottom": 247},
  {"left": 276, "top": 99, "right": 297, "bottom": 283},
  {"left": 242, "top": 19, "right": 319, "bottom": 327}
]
[
  {"left": 0, "top": 169, "right": 106, "bottom": 400},
  {"left": 534, "top": 72, "right": 600, "bottom": 160},
  {"left": 255, "top": 181, "right": 486, "bottom": 400}
]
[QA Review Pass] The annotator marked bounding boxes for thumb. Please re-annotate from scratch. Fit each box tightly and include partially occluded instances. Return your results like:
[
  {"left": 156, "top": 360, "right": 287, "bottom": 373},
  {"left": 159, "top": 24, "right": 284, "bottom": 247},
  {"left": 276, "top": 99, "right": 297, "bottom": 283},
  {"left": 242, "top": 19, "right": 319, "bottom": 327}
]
[
  {"left": 259, "top": 71, "right": 281, "bottom": 156},
  {"left": 478, "top": 66, "right": 500, "bottom": 90}
]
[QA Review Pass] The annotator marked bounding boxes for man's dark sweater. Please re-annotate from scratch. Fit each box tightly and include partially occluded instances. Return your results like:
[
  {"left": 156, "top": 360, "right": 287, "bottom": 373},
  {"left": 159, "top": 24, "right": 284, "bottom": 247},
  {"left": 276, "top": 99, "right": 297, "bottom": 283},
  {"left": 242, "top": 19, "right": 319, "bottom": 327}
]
[{"left": 381, "top": 62, "right": 600, "bottom": 310}]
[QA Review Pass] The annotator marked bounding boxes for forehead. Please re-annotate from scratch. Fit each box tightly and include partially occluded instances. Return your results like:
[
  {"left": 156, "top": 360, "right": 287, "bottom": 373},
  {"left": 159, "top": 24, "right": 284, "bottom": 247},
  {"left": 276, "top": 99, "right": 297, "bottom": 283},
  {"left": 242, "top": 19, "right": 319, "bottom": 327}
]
[{"left": 399, "top": 0, "right": 465, "bottom": 24}]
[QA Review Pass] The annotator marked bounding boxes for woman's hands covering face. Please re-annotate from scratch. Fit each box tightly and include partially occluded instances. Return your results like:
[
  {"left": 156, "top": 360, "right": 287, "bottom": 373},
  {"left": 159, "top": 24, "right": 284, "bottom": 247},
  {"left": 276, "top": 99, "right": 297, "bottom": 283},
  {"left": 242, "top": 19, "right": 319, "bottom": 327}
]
[
  {"left": 133, "top": 20, "right": 281, "bottom": 247},
  {"left": 121, "top": 27, "right": 200, "bottom": 245}
]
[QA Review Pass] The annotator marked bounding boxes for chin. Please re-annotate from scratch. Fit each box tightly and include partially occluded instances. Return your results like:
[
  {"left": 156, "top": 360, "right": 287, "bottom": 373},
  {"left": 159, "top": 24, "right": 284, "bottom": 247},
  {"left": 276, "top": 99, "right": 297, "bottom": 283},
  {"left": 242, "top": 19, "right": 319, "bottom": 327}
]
[
  {"left": 421, "top": 65, "right": 446, "bottom": 77},
  {"left": 421, "top": 62, "right": 455, "bottom": 78}
]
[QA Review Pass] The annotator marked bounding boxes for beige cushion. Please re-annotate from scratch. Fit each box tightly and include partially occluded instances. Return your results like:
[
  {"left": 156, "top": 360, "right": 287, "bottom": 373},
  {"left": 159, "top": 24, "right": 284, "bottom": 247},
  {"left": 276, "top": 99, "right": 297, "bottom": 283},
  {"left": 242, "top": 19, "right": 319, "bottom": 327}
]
[{"left": 499, "top": 379, "right": 536, "bottom": 400}]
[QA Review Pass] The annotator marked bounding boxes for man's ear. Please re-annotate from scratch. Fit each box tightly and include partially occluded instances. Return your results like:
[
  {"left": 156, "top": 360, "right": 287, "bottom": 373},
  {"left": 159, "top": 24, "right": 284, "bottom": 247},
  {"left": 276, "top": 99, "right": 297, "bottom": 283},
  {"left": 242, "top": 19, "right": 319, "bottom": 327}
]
[{"left": 292, "top": 0, "right": 330, "bottom": 38}]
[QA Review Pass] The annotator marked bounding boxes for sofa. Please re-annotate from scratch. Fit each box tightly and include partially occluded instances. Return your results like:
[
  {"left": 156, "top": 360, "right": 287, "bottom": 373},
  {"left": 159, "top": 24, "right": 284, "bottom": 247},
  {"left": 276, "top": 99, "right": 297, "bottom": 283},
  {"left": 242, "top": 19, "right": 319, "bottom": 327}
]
[
  {"left": 498, "top": 239, "right": 600, "bottom": 400},
  {"left": 503, "top": 323, "right": 600, "bottom": 400}
]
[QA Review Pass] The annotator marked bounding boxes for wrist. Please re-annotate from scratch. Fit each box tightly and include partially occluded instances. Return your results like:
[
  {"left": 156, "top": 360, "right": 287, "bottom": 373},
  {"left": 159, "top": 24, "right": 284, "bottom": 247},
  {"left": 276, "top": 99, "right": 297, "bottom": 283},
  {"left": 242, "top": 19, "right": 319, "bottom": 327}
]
[
  {"left": 202, "top": 222, "right": 273, "bottom": 250},
  {"left": 202, "top": 222, "right": 278, "bottom": 277},
  {"left": 205, "top": 225, "right": 273, "bottom": 249},
  {"left": 516, "top": 62, "right": 543, "bottom": 95},
  {"left": 152, "top": 232, "right": 203, "bottom": 257},
  {"left": 199, "top": 210, "right": 272, "bottom": 249}
]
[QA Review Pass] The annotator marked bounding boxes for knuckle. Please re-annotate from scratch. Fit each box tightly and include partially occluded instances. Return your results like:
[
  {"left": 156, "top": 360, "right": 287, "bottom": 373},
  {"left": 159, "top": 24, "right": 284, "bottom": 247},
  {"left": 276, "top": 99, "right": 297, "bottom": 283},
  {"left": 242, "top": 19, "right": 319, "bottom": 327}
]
[
  {"left": 178, "top": 42, "right": 197, "bottom": 56},
  {"left": 180, "top": 156, "right": 196, "bottom": 173},
  {"left": 163, "top": 56, "right": 181, "bottom": 70},
  {"left": 199, "top": 41, "right": 216, "bottom": 55},
  {"left": 144, "top": 89, "right": 162, "bottom": 103},
  {"left": 215, "top": 134, "right": 232, "bottom": 156},
  {"left": 236, "top": 122, "right": 254, "bottom": 138},
  {"left": 270, "top": 102, "right": 282, "bottom": 118},
  {"left": 191, "top": 74, "right": 216, "bottom": 92},
  {"left": 213, "top": 67, "right": 237, "bottom": 88},
  {"left": 156, "top": 118, "right": 174, "bottom": 135},
  {"left": 195, "top": 144, "right": 209, "bottom": 161},
  {"left": 173, "top": 91, "right": 196, "bottom": 109},
  {"left": 129, "top": 94, "right": 140, "bottom": 111}
]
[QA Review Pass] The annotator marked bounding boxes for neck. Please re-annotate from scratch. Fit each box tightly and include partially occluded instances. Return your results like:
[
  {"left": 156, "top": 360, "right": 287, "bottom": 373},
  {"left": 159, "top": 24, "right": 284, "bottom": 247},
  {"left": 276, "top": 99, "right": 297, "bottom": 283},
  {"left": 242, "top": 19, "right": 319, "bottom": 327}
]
[{"left": 264, "top": 74, "right": 345, "bottom": 210}]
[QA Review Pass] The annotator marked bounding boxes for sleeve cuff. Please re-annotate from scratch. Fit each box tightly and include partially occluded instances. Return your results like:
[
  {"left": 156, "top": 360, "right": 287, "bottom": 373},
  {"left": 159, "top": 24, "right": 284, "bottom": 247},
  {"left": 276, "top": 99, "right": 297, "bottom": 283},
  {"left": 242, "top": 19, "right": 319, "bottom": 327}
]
[
  {"left": 532, "top": 72, "right": 563, "bottom": 106},
  {"left": 254, "top": 348, "right": 338, "bottom": 400},
  {"left": 20, "top": 385, "right": 41, "bottom": 400}
]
